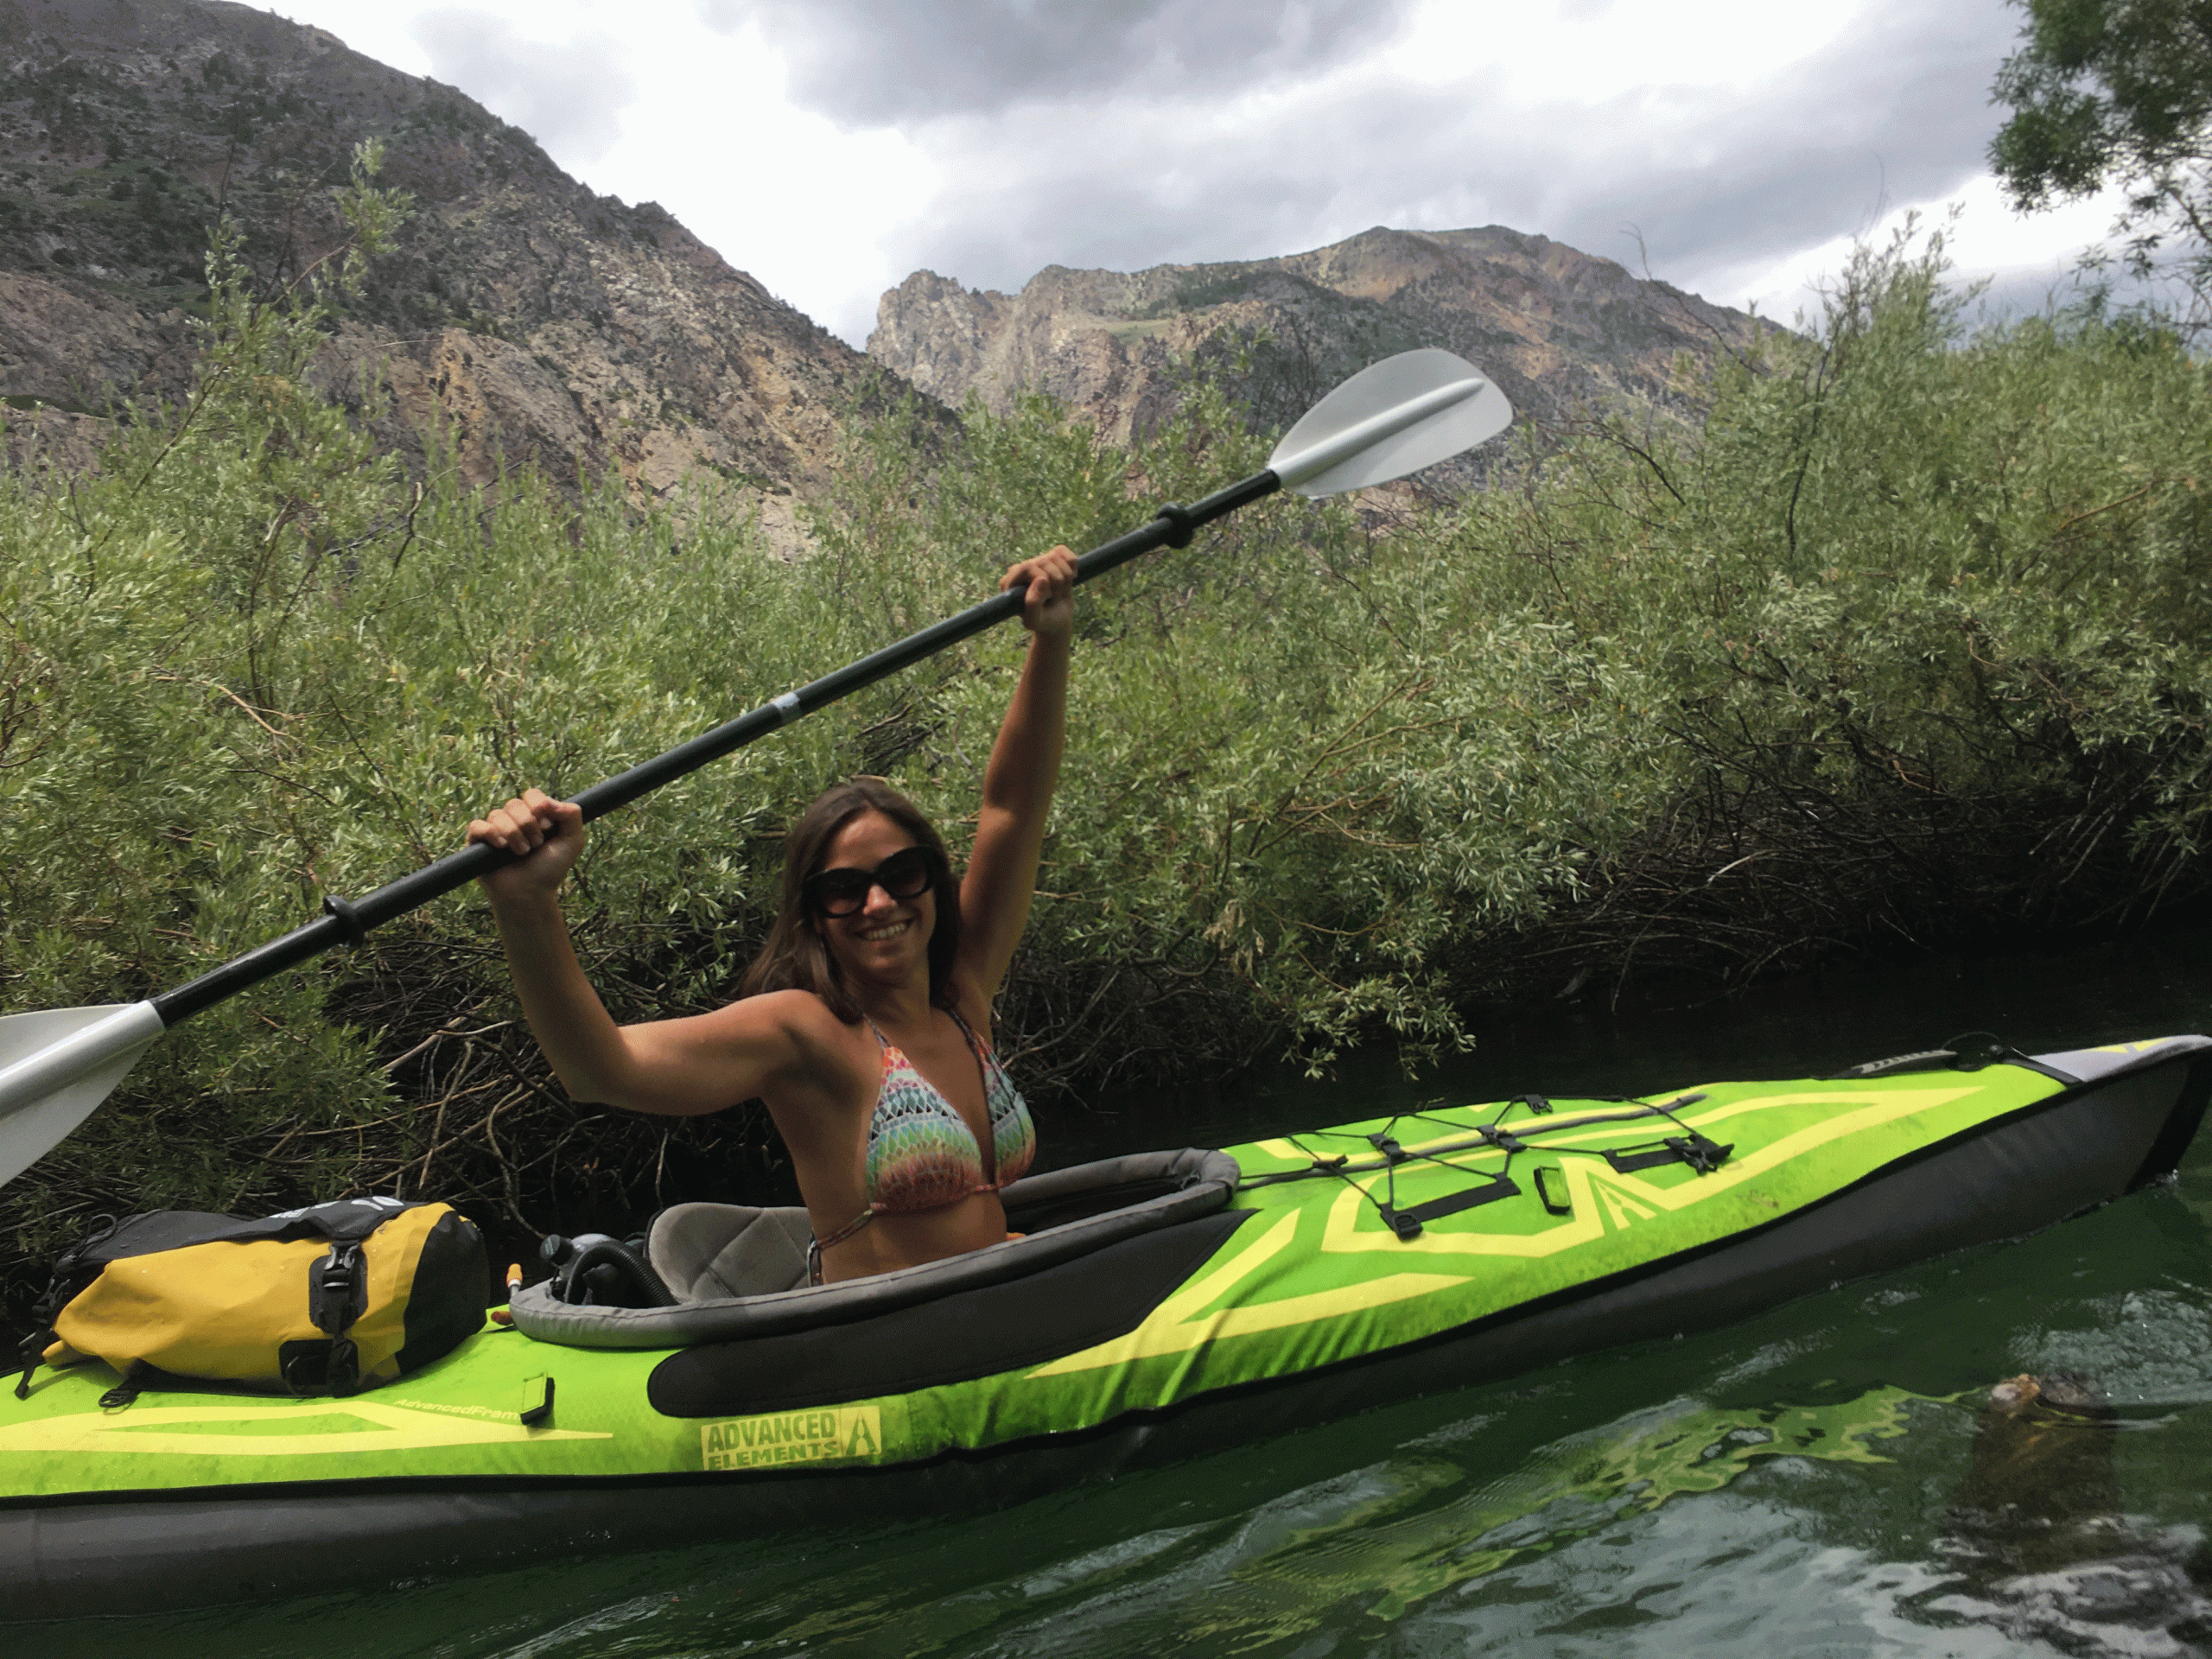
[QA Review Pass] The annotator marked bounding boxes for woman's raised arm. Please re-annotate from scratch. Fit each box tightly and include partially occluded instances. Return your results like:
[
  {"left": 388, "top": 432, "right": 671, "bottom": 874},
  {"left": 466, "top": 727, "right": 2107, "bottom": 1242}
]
[
  {"left": 956, "top": 546, "right": 1076, "bottom": 1007},
  {"left": 469, "top": 789, "right": 812, "bottom": 1117}
]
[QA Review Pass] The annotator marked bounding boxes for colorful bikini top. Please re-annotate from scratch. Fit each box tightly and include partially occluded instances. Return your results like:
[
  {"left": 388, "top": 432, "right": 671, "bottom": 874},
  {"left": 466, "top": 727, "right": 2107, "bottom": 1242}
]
[{"left": 815, "top": 1008, "right": 1036, "bottom": 1254}]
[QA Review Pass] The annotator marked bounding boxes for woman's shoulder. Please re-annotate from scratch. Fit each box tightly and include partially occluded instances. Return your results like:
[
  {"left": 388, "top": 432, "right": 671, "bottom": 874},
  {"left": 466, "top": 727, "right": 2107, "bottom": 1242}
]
[
  {"left": 709, "top": 988, "right": 874, "bottom": 1112},
  {"left": 713, "top": 986, "right": 856, "bottom": 1044}
]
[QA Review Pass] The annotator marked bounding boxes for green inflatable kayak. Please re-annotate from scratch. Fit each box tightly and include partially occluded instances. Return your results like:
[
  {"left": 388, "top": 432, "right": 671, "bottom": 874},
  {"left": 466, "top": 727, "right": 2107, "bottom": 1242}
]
[{"left": 3, "top": 1032, "right": 2206, "bottom": 1615}]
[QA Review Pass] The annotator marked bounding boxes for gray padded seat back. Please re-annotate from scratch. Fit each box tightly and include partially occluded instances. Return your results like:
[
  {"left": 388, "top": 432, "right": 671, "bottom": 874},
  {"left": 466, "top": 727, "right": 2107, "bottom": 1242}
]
[{"left": 648, "top": 1204, "right": 813, "bottom": 1300}]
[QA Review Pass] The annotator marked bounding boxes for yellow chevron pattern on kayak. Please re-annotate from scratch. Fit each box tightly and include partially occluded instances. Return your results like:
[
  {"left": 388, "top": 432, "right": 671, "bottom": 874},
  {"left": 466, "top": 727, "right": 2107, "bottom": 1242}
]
[
  {"left": 1321, "top": 1086, "right": 1980, "bottom": 1259},
  {"left": 0, "top": 1398, "right": 611, "bottom": 1458},
  {"left": 1033, "top": 1086, "right": 1989, "bottom": 1379},
  {"left": 1025, "top": 1211, "right": 1462, "bottom": 1378}
]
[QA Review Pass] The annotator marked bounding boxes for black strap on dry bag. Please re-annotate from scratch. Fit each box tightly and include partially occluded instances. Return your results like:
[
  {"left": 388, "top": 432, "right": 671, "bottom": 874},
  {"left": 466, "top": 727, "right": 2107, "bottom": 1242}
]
[{"left": 292, "top": 1239, "right": 370, "bottom": 1395}]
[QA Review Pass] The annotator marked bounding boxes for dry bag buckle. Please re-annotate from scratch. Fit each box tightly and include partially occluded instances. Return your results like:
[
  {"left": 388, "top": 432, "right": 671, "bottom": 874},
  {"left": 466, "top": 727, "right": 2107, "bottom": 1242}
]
[{"left": 298, "top": 1240, "right": 369, "bottom": 1395}]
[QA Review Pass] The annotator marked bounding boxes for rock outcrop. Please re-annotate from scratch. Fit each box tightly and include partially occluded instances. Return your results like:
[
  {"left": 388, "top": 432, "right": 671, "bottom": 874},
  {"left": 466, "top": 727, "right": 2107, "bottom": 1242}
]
[
  {"left": 871, "top": 226, "right": 1771, "bottom": 474},
  {"left": 0, "top": 0, "right": 878, "bottom": 545}
]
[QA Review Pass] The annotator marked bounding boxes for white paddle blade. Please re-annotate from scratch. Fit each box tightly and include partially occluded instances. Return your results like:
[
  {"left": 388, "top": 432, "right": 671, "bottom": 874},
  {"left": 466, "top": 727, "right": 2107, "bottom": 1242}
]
[
  {"left": 1268, "top": 348, "right": 1513, "bottom": 499},
  {"left": 0, "top": 1002, "right": 164, "bottom": 1185}
]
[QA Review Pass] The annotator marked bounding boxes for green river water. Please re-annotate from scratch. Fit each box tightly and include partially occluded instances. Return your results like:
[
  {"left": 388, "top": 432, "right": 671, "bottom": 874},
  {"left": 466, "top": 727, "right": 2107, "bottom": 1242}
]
[{"left": 18, "top": 932, "right": 2212, "bottom": 1655}]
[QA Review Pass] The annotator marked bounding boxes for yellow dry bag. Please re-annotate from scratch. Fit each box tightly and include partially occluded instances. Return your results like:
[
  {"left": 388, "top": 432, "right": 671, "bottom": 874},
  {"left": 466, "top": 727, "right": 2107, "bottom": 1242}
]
[{"left": 15, "top": 1197, "right": 486, "bottom": 1405}]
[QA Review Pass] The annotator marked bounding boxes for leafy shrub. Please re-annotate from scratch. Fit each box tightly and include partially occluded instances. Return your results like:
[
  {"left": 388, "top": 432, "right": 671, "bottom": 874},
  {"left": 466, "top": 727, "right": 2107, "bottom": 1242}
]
[{"left": 1432, "top": 227, "right": 2212, "bottom": 995}]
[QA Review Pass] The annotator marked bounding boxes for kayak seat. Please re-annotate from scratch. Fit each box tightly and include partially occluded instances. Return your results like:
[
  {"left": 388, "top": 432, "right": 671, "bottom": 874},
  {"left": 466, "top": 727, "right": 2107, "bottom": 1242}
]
[
  {"left": 648, "top": 1205, "right": 814, "bottom": 1301},
  {"left": 513, "top": 1147, "right": 1240, "bottom": 1349}
]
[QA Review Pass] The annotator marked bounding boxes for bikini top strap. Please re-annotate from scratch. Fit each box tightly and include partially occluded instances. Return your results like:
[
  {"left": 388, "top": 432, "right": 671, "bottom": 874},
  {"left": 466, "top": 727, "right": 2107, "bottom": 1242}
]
[
  {"left": 944, "top": 1007, "right": 1013, "bottom": 1118},
  {"left": 862, "top": 1016, "right": 892, "bottom": 1052},
  {"left": 945, "top": 1006, "right": 988, "bottom": 1056}
]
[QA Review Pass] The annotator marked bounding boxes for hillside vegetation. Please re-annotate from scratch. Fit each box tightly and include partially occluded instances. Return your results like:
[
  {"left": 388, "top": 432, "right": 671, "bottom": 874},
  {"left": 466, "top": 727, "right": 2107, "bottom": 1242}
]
[{"left": 4, "top": 221, "right": 2209, "bottom": 1301}]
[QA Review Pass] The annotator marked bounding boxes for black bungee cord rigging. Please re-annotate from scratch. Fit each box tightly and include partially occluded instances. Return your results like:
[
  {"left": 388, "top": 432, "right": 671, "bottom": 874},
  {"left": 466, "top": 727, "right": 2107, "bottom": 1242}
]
[{"left": 1241, "top": 1089, "right": 1733, "bottom": 1241}]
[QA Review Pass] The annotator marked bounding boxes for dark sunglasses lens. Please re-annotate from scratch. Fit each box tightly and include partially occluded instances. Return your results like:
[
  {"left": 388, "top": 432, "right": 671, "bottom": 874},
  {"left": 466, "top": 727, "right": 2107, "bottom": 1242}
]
[
  {"left": 810, "top": 871, "right": 869, "bottom": 916},
  {"left": 879, "top": 849, "right": 934, "bottom": 899}
]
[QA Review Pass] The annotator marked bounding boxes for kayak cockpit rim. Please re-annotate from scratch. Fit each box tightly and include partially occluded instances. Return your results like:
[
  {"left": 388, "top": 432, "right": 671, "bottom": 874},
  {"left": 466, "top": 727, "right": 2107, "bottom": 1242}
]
[{"left": 510, "top": 1147, "right": 1242, "bottom": 1350}]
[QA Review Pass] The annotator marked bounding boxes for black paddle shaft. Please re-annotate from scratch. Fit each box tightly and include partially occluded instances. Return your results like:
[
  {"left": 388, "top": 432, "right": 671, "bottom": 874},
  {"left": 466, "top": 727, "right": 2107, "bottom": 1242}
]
[{"left": 149, "top": 470, "right": 1281, "bottom": 1027}]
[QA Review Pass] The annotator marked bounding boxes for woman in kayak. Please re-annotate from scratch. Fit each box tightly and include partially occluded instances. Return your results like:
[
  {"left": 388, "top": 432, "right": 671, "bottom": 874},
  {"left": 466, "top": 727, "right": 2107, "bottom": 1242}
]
[{"left": 467, "top": 545, "right": 1076, "bottom": 1285}]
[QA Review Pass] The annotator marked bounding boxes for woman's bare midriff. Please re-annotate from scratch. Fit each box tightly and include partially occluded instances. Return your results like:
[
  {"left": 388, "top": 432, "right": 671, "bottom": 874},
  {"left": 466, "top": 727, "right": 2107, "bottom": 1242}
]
[{"left": 814, "top": 1192, "right": 1011, "bottom": 1283}]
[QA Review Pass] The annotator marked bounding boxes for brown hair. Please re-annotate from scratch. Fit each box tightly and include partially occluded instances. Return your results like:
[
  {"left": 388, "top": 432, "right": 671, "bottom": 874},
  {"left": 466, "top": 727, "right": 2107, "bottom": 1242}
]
[{"left": 739, "top": 779, "right": 963, "bottom": 1022}]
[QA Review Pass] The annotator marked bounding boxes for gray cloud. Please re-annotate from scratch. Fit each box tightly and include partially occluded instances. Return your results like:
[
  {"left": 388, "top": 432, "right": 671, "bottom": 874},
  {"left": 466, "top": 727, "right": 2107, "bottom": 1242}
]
[
  {"left": 831, "top": 0, "right": 2025, "bottom": 334},
  {"left": 412, "top": 10, "right": 635, "bottom": 167},
  {"left": 701, "top": 0, "right": 1421, "bottom": 124},
  {"left": 1550, "top": 5, "right": 2023, "bottom": 296}
]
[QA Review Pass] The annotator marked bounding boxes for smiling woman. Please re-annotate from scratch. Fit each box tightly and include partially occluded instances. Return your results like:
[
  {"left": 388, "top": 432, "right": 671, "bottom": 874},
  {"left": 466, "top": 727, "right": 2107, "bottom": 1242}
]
[{"left": 466, "top": 545, "right": 1076, "bottom": 1285}]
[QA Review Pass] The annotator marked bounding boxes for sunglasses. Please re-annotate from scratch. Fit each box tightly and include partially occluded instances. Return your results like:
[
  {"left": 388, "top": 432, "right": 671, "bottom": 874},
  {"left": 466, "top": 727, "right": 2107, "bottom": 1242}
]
[{"left": 804, "top": 846, "right": 940, "bottom": 918}]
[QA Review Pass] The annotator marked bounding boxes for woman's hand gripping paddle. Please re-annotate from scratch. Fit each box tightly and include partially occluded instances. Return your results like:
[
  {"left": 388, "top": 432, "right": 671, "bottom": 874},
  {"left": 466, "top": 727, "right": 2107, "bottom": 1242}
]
[{"left": 0, "top": 349, "right": 1512, "bottom": 1186}]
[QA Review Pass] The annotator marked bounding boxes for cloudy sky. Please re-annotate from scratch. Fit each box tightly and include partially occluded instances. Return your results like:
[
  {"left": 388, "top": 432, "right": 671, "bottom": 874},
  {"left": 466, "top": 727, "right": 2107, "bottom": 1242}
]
[{"left": 270, "top": 0, "right": 2132, "bottom": 347}]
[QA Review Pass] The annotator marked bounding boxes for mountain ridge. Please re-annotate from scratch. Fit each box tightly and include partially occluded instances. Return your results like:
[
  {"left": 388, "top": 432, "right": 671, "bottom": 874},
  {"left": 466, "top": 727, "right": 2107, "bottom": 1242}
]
[{"left": 869, "top": 223, "right": 1768, "bottom": 468}]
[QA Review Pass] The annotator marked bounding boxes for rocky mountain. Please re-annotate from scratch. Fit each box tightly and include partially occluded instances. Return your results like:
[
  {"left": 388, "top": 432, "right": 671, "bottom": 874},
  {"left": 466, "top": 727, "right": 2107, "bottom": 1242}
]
[
  {"left": 0, "top": 0, "right": 873, "bottom": 547},
  {"left": 0, "top": 0, "right": 1772, "bottom": 537},
  {"left": 870, "top": 226, "right": 1770, "bottom": 477}
]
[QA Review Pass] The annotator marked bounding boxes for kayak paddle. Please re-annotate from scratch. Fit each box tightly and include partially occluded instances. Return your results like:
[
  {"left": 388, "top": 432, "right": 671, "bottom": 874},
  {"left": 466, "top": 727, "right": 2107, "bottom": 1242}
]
[{"left": 0, "top": 347, "right": 1512, "bottom": 1186}]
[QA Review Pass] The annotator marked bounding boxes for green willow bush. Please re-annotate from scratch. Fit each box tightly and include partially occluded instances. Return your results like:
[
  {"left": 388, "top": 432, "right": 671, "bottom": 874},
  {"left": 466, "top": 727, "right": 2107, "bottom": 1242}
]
[
  {"left": 1431, "top": 227, "right": 2212, "bottom": 995},
  {"left": 4, "top": 219, "right": 2209, "bottom": 1304}
]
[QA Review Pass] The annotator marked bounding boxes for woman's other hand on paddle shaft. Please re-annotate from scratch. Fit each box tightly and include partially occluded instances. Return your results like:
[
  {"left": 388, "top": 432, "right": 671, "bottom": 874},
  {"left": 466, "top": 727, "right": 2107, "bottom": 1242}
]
[
  {"left": 467, "top": 788, "right": 584, "bottom": 901},
  {"left": 1001, "top": 545, "right": 1076, "bottom": 643}
]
